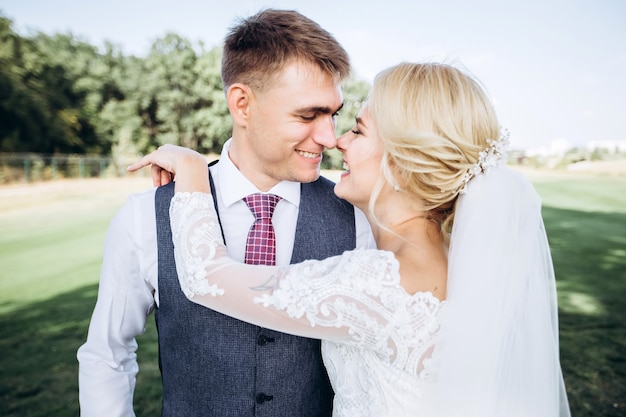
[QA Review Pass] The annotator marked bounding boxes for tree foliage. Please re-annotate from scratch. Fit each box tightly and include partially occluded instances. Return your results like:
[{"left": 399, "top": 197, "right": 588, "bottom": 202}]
[{"left": 0, "top": 12, "right": 370, "bottom": 168}]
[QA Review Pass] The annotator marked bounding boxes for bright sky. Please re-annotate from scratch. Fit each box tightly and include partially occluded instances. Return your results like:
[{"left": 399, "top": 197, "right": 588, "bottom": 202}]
[{"left": 2, "top": 0, "right": 625, "bottom": 150}]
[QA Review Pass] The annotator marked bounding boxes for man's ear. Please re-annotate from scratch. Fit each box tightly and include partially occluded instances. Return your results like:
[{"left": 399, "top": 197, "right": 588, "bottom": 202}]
[{"left": 227, "top": 83, "right": 252, "bottom": 126}]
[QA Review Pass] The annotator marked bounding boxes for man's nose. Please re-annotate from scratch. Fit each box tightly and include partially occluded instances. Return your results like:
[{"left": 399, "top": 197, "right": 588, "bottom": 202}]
[{"left": 312, "top": 116, "right": 338, "bottom": 149}]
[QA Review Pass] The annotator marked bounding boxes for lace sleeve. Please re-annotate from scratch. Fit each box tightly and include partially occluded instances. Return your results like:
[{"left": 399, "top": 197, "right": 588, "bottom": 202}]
[{"left": 170, "top": 192, "right": 443, "bottom": 362}]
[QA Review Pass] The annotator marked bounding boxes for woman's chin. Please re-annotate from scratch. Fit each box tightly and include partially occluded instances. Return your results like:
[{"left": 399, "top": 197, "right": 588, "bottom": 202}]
[
  {"left": 335, "top": 181, "right": 361, "bottom": 207},
  {"left": 333, "top": 180, "right": 349, "bottom": 200},
  {"left": 333, "top": 181, "right": 345, "bottom": 198}
]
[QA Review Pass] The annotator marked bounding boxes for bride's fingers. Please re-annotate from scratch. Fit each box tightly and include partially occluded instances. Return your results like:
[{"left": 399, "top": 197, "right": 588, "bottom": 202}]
[
  {"left": 160, "top": 167, "right": 174, "bottom": 186},
  {"left": 151, "top": 164, "right": 163, "bottom": 187},
  {"left": 148, "top": 164, "right": 174, "bottom": 187},
  {"left": 127, "top": 154, "right": 153, "bottom": 173},
  {"left": 127, "top": 145, "right": 198, "bottom": 185}
]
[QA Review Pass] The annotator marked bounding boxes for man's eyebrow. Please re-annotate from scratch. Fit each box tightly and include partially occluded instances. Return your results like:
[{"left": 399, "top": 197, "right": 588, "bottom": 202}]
[{"left": 296, "top": 102, "right": 344, "bottom": 114}]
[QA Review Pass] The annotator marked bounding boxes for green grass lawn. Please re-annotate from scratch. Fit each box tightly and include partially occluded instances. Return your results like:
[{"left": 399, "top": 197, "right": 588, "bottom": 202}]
[
  {"left": 532, "top": 175, "right": 626, "bottom": 417},
  {"left": 0, "top": 178, "right": 162, "bottom": 416},
  {"left": 0, "top": 172, "right": 625, "bottom": 416}
]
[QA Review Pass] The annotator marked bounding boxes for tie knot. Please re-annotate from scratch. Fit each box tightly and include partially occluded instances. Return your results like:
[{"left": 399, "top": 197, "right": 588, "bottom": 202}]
[{"left": 243, "top": 193, "right": 281, "bottom": 220}]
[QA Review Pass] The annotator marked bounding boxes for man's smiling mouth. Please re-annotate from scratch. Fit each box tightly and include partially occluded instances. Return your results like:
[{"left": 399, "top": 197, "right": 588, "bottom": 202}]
[{"left": 296, "top": 150, "right": 321, "bottom": 159}]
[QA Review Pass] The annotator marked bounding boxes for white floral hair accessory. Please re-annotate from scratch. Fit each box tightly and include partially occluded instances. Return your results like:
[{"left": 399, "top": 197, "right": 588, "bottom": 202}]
[{"left": 456, "top": 128, "right": 510, "bottom": 195}]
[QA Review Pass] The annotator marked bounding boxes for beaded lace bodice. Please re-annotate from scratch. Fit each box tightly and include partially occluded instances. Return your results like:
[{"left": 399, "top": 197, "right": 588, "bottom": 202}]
[{"left": 170, "top": 192, "right": 444, "bottom": 416}]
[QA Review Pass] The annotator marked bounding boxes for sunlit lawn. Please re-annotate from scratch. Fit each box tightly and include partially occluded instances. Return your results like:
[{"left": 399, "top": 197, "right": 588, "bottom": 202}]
[
  {"left": 530, "top": 173, "right": 626, "bottom": 416},
  {"left": 0, "top": 177, "right": 162, "bottom": 417},
  {"left": 0, "top": 171, "right": 625, "bottom": 416}
]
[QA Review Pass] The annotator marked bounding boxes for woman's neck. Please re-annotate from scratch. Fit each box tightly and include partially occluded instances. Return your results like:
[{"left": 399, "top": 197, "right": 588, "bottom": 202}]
[
  {"left": 371, "top": 215, "right": 436, "bottom": 252},
  {"left": 367, "top": 192, "right": 432, "bottom": 251},
  {"left": 368, "top": 200, "right": 448, "bottom": 299}
]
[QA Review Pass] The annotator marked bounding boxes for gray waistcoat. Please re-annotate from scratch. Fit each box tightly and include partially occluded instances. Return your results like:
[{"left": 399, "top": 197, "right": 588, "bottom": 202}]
[{"left": 155, "top": 172, "right": 356, "bottom": 417}]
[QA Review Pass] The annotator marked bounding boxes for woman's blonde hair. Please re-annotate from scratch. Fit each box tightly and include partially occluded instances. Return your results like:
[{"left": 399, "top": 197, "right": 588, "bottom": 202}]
[{"left": 367, "top": 62, "right": 501, "bottom": 235}]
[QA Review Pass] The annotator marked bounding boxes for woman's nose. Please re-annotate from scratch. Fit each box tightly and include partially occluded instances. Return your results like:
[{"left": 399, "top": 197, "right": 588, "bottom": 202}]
[{"left": 336, "top": 131, "right": 351, "bottom": 153}]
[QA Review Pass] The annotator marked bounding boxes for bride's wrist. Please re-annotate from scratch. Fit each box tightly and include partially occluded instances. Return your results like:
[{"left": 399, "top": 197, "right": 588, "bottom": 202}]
[{"left": 174, "top": 156, "right": 210, "bottom": 194}]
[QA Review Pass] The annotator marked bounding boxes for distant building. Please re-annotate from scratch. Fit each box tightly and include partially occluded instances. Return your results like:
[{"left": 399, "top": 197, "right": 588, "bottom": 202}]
[
  {"left": 586, "top": 140, "right": 626, "bottom": 153},
  {"left": 524, "top": 138, "right": 573, "bottom": 157}
]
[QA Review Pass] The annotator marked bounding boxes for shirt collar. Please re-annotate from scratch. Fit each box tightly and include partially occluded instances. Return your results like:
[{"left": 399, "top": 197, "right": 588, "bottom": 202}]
[{"left": 215, "top": 139, "right": 301, "bottom": 208}]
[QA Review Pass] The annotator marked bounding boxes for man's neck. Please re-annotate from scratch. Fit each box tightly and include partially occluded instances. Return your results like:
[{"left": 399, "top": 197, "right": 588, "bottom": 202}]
[{"left": 227, "top": 139, "right": 280, "bottom": 192}]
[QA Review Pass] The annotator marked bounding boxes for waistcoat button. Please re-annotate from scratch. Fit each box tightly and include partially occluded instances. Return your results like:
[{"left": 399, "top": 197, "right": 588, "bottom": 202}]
[
  {"left": 255, "top": 393, "right": 274, "bottom": 404},
  {"left": 257, "top": 335, "right": 275, "bottom": 345}
]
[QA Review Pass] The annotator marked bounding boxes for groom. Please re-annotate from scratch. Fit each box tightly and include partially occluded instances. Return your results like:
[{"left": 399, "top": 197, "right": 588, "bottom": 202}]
[{"left": 77, "top": 8, "right": 373, "bottom": 417}]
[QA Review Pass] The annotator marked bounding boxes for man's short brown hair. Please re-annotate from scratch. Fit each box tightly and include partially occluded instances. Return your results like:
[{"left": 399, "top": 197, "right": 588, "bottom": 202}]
[{"left": 221, "top": 8, "right": 351, "bottom": 91}]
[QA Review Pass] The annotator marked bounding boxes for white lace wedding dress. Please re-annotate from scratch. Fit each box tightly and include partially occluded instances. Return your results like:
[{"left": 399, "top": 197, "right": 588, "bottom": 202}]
[{"left": 169, "top": 192, "right": 444, "bottom": 417}]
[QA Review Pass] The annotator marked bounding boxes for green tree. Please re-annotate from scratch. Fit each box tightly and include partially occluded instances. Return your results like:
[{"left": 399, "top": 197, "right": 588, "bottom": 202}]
[
  {"left": 0, "top": 14, "right": 111, "bottom": 155},
  {"left": 191, "top": 46, "right": 231, "bottom": 153},
  {"left": 94, "top": 45, "right": 150, "bottom": 162},
  {"left": 30, "top": 32, "right": 105, "bottom": 153},
  {"left": 132, "top": 34, "right": 230, "bottom": 154},
  {"left": 0, "top": 15, "right": 56, "bottom": 153},
  {"left": 0, "top": 12, "right": 368, "bottom": 165}
]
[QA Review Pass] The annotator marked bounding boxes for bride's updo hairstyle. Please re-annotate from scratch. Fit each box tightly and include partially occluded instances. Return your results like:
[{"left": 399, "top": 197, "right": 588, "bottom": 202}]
[{"left": 367, "top": 62, "right": 501, "bottom": 235}]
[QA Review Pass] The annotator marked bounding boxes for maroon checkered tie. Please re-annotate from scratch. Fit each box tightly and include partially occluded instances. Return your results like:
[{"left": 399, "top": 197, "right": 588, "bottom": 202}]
[{"left": 243, "top": 193, "right": 282, "bottom": 266}]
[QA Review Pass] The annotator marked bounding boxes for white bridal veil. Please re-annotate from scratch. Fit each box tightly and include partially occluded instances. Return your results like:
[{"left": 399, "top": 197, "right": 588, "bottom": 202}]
[{"left": 426, "top": 166, "right": 571, "bottom": 417}]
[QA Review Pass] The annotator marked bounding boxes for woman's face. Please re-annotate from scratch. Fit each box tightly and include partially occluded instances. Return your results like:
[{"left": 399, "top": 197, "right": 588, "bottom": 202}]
[{"left": 334, "top": 104, "right": 384, "bottom": 210}]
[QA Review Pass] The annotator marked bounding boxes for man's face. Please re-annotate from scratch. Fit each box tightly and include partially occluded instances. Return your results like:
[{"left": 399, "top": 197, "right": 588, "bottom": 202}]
[{"left": 238, "top": 60, "right": 343, "bottom": 190}]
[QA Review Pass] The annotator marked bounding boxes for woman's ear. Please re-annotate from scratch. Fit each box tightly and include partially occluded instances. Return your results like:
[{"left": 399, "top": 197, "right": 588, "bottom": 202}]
[{"left": 227, "top": 83, "right": 252, "bottom": 126}]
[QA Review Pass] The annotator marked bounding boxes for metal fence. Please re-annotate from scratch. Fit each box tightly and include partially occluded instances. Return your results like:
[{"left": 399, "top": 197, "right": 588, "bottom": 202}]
[{"left": 0, "top": 153, "right": 140, "bottom": 184}]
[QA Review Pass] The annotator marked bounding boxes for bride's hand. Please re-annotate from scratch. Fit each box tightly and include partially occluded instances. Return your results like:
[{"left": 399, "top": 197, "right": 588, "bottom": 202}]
[{"left": 128, "top": 144, "right": 209, "bottom": 192}]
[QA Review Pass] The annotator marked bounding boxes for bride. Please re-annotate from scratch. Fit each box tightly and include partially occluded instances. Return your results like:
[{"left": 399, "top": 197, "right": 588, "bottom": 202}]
[{"left": 130, "top": 62, "right": 571, "bottom": 417}]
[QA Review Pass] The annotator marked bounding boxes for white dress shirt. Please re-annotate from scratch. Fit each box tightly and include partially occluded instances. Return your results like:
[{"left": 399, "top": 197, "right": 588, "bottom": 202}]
[{"left": 77, "top": 140, "right": 375, "bottom": 417}]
